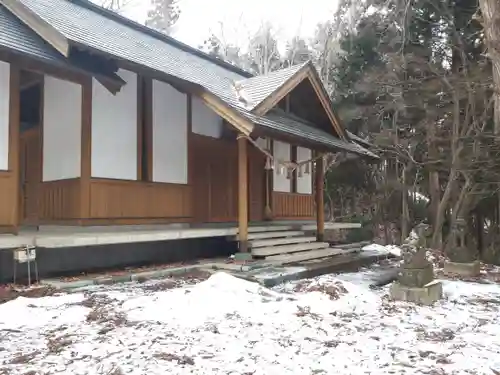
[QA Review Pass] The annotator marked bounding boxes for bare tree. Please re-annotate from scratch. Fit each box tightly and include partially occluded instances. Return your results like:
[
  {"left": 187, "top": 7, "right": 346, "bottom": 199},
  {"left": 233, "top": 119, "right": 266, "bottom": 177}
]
[
  {"left": 246, "top": 22, "right": 282, "bottom": 75},
  {"left": 146, "top": 0, "right": 181, "bottom": 35},
  {"left": 99, "top": 0, "right": 132, "bottom": 12}
]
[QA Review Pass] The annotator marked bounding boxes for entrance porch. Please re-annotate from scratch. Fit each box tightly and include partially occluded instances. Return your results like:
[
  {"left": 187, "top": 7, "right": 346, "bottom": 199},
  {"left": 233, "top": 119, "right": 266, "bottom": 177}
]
[{"left": 0, "top": 221, "right": 360, "bottom": 250}]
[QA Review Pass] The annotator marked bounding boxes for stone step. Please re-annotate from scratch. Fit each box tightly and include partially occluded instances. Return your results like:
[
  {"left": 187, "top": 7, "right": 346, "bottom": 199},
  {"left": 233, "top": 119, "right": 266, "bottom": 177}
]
[
  {"left": 233, "top": 230, "right": 305, "bottom": 241},
  {"left": 250, "top": 236, "right": 317, "bottom": 248},
  {"left": 247, "top": 225, "right": 295, "bottom": 233},
  {"left": 266, "top": 247, "right": 352, "bottom": 263},
  {"left": 336, "top": 241, "right": 371, "bottom": 249},
  {"left": 252, "top": 242, "right": 329, "bottom": 257}
]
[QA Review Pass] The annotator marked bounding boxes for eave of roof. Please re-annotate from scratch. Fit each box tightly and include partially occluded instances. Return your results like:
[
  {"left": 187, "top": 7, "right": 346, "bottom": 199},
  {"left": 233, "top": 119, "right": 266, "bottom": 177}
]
[
  {"left": 0, "top": 4, "right": 124, "bottom": 88},
  {"left": 240, "top": 110, "right": 378, "bottom": 159}
]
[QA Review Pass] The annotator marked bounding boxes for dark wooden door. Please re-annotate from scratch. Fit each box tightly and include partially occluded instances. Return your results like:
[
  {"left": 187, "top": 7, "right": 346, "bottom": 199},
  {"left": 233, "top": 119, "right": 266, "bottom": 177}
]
[
  {"left": 192, "top": 134, "right": 266, "bottom": 224},
  {"left": 248, "top": 145, "right": 265, "bottom": 222},
  {"left": 20, "top": 127, "right": 41, "bottom": 224},
  {"left": 192, "top": 134, "right": 238, "bottom": 223}
]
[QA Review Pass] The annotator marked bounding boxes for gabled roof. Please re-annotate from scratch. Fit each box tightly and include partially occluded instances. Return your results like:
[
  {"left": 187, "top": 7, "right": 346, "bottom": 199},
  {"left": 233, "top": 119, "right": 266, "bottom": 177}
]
[
  {"left": 235, "top": 63, "right": 307, "bottom": 109},
  {"left": 1, "top": 0, "right": 376, "bottom": 159},
  {"left": 244, "top": 61, "right": 348, "bottom": 140}
]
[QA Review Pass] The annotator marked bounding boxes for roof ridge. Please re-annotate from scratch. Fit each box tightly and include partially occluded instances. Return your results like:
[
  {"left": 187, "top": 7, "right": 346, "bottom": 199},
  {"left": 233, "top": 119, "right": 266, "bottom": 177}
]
[
  {"left": 66, "top": 0, "right": 254, "bottom": 78},
  {"left": 238, "top": 61, "right": 310, "bottom": 83}
]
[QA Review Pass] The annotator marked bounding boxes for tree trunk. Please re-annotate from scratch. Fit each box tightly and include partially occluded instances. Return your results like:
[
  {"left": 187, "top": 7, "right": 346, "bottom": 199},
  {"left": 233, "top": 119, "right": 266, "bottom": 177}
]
[
  {"left": 479, "top": 0, "right": 500, "bottom": 134},
  {"left": 427, "top": 118, "right": 442, "bottom": 247},
  {"left": 401, "top": 164, "right": 409, "bottom": 243}
]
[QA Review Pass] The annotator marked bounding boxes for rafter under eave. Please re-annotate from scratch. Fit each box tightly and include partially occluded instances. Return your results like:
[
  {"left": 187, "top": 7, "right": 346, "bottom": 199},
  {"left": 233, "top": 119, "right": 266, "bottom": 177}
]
[{"left": 0, "top": 0, "right": 70, "bottom": 57}]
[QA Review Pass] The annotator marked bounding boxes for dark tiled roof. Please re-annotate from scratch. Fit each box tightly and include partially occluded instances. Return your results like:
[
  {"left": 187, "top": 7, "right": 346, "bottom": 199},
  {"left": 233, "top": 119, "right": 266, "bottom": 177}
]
[
  {"left": 0, "top": 5, "right": 65, "bottom": 64},
  {"left": 19, "top": 0, "right": 247, "bottom": 107},
  {"left": 236, "top": 62, "right": 307, "bottom": 109},
  {"left": 12, "top": 0, "right": 376, "bottom": 157}
]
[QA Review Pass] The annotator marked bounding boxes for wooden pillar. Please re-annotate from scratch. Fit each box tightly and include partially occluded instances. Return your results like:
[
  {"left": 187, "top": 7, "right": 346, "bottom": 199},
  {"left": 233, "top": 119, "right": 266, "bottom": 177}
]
[
  {"left": 315, "top": 153, "right": 325, "bottom": 241},
  {"left": 238, "top": 135, "right": 249, "bottom": 252},
  {"left": 264, "top": 139, "right": 273, "bottom": 221},
  {"left": 80, "top": 78, "right": 92, "bottom": 222},
  {"left": 8, "top": 66, "right": 20, "bottom": 233}
]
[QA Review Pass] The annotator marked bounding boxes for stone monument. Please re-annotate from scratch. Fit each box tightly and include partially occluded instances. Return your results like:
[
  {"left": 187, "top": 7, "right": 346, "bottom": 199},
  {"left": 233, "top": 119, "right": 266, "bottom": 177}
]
[
  {"left": 443, "top": 217, "right": 480, "bottom": 276},
  {"left": 390, "top": 223, "right": 443, "bottom": 305}
]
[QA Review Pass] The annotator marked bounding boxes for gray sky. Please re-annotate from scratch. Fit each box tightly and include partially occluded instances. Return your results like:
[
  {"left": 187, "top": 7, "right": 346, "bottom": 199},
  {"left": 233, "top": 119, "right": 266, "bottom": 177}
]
[{"left": 123, "top": 0, "right": 338, "bottom": 50}]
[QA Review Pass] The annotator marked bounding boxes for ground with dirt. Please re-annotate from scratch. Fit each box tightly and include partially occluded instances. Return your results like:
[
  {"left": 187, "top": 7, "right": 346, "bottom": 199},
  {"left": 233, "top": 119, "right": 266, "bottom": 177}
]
[{"left": 0, "top": 260, "right": 498, "bottom": 374}]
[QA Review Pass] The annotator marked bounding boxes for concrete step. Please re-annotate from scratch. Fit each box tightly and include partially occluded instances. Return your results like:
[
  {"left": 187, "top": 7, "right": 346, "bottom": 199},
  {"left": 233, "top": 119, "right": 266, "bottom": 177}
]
[
  {"left": 266, "top": 247, "right": 351, "bottom": 263},
  {"left": 248, "top": 225, "right": 295, "bottom": 233},
  {"left": 250, "top": 236, "right": 317, "bottom": 248},
  {"left": 252, "top": 241, "right": 330, "bottom": 257},
  {"left": 234, "top": 230, "right": 305, "bottom": 241}
]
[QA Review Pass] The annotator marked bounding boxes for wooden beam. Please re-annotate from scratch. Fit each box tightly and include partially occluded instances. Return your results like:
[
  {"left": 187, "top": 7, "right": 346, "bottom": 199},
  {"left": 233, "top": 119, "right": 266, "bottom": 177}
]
[
  {"left": 187, "top": 94, "right": 193, "bottom": 185},
  {"left": 198, "top": 91, "right": 254, "bottom": 136},
  {"left": 80, "top": 77, "right": 92, "bottom": 220},
  {"left": 8, "top": 66, "right": 20, "bottom": 232},
  {"left": 238, "top": 135, "right": 249, "bottom": 252},
  {"left": 291, "top": 145, "right": 298, "bottom": 193},
  {"left": 136, "top": 75, "right": 143, "bottom": 180},
  {"left": 315, "top": 152, "right": 325, "bottom": 241},
  {"left": 144, "top": 78, "right": 153, "bottom": 181},
  {"left": 264, "top": 138, "right": 273, "bottom": 221},
  {"left": 1, "top": 0, "right": 70, "bottom": 57}
]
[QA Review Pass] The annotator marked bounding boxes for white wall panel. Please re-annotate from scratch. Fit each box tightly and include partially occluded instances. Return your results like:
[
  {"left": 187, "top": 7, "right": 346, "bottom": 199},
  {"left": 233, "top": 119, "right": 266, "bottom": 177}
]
[
  {"left": 296, "top": 147, "right": 312, "bottom": 194},
  {"left": 192, "top": 97, "right": 223, "bottom": 138},
  {"left": 91, "top": 69, "right": 137, "bottom": 180},
  {"left": 43, "top": 76, "right": 82, "bottom": 181},
  {"left": 273, "top": 141, "right": 291, "bottom": 192},
  {"left": 152, "top": 80, "right": 188, "bottom": 184}
]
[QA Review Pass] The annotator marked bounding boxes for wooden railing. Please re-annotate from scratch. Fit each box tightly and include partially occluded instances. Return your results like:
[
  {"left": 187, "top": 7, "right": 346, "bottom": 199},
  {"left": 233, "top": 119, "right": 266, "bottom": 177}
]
[
  {"left": 38, "top": 178, "right": 81, "bottom": 220},
  {"left": 89, "top": 179, "right": 193, "bottom": 220},
  {"left": 272, "top": 192, "right": 315, "bottom": 220},
  {"left": 0, "top": 171, "right": 17, "bottom": 227}
]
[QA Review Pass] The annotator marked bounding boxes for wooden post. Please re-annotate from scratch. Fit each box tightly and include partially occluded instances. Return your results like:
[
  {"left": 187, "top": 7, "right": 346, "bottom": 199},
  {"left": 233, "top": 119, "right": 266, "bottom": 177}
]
[
  {"left": 315, "top": 153, "right": 325, "bottom": 242},
  {"left": 9, "top": 66, "right": 20, "bottom": 233},
  {"left": 238, "top": 135, "right": 249, "bottom": 253},
  {"left": 80, "top": 78, "right": 92, "bottom": 222}
]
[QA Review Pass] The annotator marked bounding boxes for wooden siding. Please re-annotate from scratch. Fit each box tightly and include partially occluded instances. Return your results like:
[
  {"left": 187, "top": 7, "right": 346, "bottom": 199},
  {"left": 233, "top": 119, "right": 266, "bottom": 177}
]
[
  {"left": 191, "top": 134, "right": 238, "bottom": 222},
  {"left": 88, "top": 179, "right": 193, "bottom": 220},
  {"left": 272, "top": 192, "right": 315, "bottom": 219},
  {"left": 38, "top": 179, "right": 81, "bottom": 220},
  {"left": 191, "top": 134, "right": 265, "bottom": 223},
  {"left": 0, "top": 171, "right": 17, "bottom": 230}
]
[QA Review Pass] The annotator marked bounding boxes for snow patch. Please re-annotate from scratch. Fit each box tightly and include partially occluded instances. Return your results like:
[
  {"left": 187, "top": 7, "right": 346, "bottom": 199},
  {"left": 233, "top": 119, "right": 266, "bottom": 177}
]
[
  {"left": 362, "top": 243, "right": 402, "bottom": 257},
  {"left": 0, "top": 272, "right": 499, "bottom": 374}
]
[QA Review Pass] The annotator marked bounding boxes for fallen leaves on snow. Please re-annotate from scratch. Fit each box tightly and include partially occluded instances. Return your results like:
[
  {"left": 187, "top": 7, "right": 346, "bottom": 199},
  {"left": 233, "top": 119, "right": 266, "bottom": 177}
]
[{"left": 0, "top": 271, "right": 498, "bottom": 374}]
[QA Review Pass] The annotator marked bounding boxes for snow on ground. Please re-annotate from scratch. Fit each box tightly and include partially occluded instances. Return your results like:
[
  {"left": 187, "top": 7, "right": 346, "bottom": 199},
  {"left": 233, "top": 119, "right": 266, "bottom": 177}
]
[
  {"left": 0, "top": 269, "right": 500, "bottom": 375},
  {"left": 363, "top": 243, "right": 402, "bottom": 257}
]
